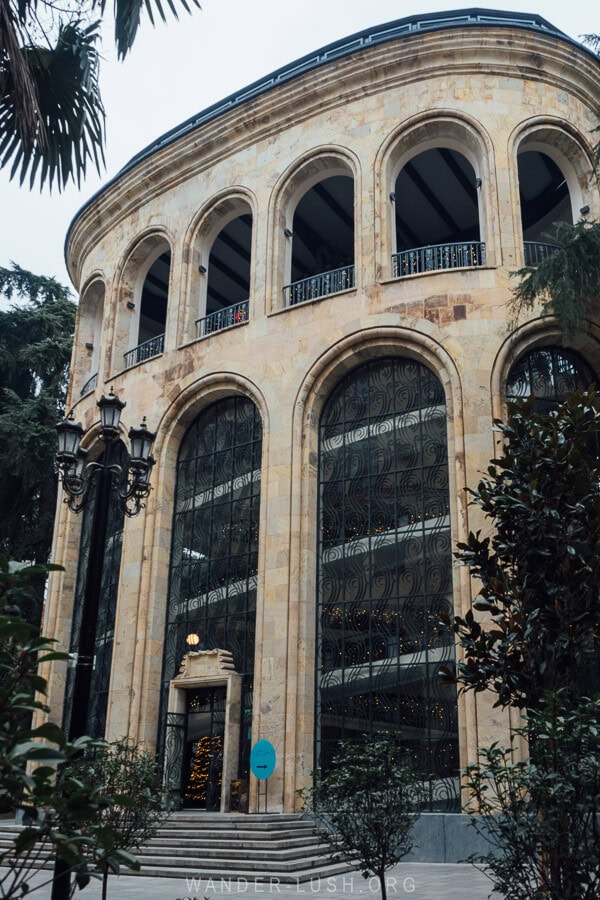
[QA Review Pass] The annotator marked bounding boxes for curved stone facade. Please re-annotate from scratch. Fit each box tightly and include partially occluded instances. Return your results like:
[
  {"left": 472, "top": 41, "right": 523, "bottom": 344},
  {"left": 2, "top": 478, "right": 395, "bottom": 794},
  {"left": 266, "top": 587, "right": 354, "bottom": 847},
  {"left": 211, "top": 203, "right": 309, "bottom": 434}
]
[{"left": 45, "top": 9, "right": 600, "bottom": 816}]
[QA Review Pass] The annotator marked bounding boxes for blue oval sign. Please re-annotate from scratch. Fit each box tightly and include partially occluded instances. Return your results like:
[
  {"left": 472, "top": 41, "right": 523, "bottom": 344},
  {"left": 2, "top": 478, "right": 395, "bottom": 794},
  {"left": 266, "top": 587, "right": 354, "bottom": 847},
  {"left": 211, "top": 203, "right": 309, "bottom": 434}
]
[{"left": 250, "top": 739, "right": 276, "bottom": 779}]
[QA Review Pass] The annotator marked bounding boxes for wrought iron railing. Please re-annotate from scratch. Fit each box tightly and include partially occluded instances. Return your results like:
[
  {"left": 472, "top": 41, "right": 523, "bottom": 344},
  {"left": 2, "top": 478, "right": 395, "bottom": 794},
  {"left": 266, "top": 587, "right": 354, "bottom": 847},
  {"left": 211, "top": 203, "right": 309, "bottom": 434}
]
[
  {"left": 124, "top": 333, "right": 165, "bottom": 368},
  {"left": 523, "top": 241, "right": 559, "bottom": 266},
  {"left": 79, "top": 372, "right": 98, "bottom": 397},
  {"left": 392, "top": 242, "right": 485, "bottom": 278},
  {"left": 196, "top": 300, "right": 249, "bottom": 338},
  {"left": 283, "top": 265, "right": 355, "bottom": 307}
]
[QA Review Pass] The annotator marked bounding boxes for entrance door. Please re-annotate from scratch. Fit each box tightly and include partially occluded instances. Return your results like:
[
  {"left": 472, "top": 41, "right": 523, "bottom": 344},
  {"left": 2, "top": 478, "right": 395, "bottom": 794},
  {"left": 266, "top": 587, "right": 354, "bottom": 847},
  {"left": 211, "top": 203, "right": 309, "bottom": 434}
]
[{"left": 182, "top": 686, "right": 226, "bottom": 810}]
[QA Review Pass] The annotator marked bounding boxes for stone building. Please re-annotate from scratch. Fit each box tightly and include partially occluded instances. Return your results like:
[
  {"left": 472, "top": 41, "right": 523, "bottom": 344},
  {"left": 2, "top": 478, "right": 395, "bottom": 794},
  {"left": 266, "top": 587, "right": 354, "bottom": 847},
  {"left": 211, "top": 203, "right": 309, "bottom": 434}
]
[{"left": 45, "top": 7, "right": 600, "bottom": 827}]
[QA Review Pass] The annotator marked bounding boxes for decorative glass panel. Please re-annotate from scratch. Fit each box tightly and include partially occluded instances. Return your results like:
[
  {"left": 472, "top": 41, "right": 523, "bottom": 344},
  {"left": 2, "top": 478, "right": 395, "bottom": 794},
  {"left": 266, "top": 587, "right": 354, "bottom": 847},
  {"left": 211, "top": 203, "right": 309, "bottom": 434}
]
[
  {"left": 507, "top": 346, "right": 596, "bottom": 412},
  {"left": 64, "top": 444, "right": 126, "bottom": 739},
  {"left": 317, "top": 357, "right": 459, "bottom": 811},
  {"left": 160, "top": 397, "right": 261, "bottom": 801}
]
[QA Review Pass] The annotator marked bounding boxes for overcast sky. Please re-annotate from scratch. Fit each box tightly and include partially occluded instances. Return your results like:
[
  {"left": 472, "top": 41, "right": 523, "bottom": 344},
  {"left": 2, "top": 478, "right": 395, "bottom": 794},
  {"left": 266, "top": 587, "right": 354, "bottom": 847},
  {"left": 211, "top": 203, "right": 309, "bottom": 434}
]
[{"left": 0, "top": 0, "right": 598, "bottom": 293}]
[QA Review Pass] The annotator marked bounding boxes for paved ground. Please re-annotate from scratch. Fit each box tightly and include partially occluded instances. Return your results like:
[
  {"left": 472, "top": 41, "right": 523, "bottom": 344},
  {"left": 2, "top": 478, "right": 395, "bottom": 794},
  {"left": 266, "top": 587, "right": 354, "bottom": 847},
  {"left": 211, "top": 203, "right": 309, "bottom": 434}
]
[{"left": 2, "top": 865, "right": 500, "bottom": 899}]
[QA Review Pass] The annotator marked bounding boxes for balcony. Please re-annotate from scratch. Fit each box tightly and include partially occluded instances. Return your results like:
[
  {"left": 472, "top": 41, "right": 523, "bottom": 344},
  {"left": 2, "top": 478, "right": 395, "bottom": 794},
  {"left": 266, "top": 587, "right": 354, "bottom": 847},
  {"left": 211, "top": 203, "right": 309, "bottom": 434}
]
[
  {"left": 196, "top": 300, "right": 249, "bottom": 339},
  {"left": 392, "top": 241, "right": 485, "bottom": 278},
  {"left": 283, "top": 265, "right": 355, "bottom": 307},
  {"left": 523, "top": 241, "right": 559, "bottom": 266},
  {"left": 79, "top": 371, "right": 98, "bottom": 397},
  {"left": 123, "top": 333, "right": 165, "bottom": 369}
]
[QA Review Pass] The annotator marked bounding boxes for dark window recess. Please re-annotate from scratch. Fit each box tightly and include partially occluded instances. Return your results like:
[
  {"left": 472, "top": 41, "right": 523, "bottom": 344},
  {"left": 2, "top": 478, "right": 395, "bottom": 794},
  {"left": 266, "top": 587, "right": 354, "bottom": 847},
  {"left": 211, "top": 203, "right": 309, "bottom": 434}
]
[
  {"left": 394, "top": 148, "right": 480, "bottom": 252},
  {"left": 316, "top": 357, "right": 459, "bottom": 812},
  {"left": 517, "top": 151, "right": 571, "bottom": 245},
  {"left": 206, "top": 215, "right": 252, "bottom": 316},
  {"left": 138, "top": 251, "right": 170, "bottom": 344},
  {"left": 63, "top": 444, "right": 127, "bottom": 740},
  {"left": 291, "top": 176, "right": 354, "bottom": 283}
]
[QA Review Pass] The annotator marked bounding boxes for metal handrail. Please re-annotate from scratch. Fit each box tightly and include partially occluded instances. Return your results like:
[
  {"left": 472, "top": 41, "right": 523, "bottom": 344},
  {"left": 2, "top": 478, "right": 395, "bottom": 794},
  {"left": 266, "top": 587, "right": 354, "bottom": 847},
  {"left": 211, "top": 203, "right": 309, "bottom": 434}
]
[
  {"left": 523, "top": 241, "right": 559, "bottom": 266},
  {"left": 196, "top": 300, "right": 249, "bottom": 338},
  {"left": 79, "top": 372, "right": 98, "bottom": 397},
  {"left": 283, "top": 265, "right": 355, "bottom": 307},
  {"left": 123, "top": 333, "right": 165, "bottom": 368},
  {"left": 392, "top": 242, "right": 486, "bottom": 278}
]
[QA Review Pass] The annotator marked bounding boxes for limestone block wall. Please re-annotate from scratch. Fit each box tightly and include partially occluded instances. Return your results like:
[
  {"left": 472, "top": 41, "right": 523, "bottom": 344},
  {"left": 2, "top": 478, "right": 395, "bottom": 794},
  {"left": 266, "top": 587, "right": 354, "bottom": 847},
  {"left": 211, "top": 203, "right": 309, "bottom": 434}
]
[{"left": 41, "top": 14, "right": 600, "bottom": 813}]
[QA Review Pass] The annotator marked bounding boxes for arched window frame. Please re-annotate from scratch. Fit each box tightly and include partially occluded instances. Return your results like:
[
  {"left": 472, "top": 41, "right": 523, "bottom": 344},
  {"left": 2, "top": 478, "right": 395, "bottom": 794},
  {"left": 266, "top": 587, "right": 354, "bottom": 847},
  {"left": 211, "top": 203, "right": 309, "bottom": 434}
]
[{"left": 315, "top": 355, "right": 460, "bottom": 811}]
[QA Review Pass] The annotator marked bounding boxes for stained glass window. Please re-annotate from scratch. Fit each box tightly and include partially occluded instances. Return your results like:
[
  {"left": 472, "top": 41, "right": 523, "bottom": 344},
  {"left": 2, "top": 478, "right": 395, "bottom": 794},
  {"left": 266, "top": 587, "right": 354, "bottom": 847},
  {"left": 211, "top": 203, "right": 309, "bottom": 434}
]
[{"left": 317, "top": 357, "right": 459, "bottom": 811}]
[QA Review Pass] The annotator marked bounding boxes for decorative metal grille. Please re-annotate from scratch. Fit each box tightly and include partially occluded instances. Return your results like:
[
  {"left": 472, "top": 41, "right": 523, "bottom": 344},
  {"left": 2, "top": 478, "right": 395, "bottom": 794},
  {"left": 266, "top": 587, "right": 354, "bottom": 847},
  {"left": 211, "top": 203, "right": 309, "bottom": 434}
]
[
  {"left": 64, "top": 444, "right": 126, "bottom": 739},
  {"left": 123, "top": 333, "right": 165, "bottom": 368},
  {"left": 159, "top": 397, "right": 262, "bottom": 802},
  {"left": 317, "top": 357, "right": 459, "bottom": 811},
  {"left": 283, "top": 266, "right": 355, "bottom": 306},
  {"left": 507, "top": 346, "right": 597, "bottom": 413},
  {"left": 392, "top": 242, "right": 485, "bottom": 278}
]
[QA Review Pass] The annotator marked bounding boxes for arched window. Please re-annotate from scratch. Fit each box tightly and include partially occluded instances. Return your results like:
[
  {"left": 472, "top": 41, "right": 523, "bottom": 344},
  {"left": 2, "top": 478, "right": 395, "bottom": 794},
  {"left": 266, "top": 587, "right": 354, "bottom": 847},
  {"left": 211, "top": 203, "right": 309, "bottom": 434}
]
[
  {"left": 517, "top": 152, "right": 572, "bottom": 266},
  {"left": 317, "top": 357, "right": 459, "bottom": 811},
  {"left": 393, "top": 148, "right": 483, "bottom": 277},
  {"left": 122, "top": 240, "right": 171, "bottom": 369},
  {"left": 77, "top": 280, "right": 104, "bottom": 397},
  {"left": 507, "top": 346, "right": 596, "bottom": 412},
  {"left": 199, "top": 214, "right": 252, "bottom": 337},
  {"left": 161, "top": 397, "right": 262, "bottom": 809},
  {"left": 285, "top": 175, "right": 354, "bottom": 305},
  {"left": 63, "top": 444, "right": 127, "bottom": 740}
]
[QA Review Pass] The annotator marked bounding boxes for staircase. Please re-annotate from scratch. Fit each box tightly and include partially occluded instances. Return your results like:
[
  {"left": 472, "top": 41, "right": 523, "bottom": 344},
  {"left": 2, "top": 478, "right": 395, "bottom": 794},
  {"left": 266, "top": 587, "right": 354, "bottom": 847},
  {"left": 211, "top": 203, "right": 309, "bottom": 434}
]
[{"left": 0, "top": 813, "right": 354, "bottom": 883}]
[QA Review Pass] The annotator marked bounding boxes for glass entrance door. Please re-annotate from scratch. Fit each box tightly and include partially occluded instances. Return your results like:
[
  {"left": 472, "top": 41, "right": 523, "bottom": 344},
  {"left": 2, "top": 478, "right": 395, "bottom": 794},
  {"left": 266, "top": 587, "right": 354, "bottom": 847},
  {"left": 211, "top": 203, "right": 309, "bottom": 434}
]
[{"left": 182, "top": 686, "right": 226, "bottom": 810}]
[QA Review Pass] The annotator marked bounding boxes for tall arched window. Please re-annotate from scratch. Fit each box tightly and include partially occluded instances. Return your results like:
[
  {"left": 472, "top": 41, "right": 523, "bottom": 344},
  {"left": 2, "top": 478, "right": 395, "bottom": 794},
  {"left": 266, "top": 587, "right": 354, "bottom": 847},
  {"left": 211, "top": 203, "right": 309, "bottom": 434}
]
[
  {"left": 317, "top": 357, "right": 459, "bottom": 811},
  {"left": 507, "top": 346, "right": 596, "bottom": 412},
  {"left": 161, "top": 397, "right": 262, "bottom": 809},
  {"left": 63, "top": 444, "right": 127, "bottom": 740}
]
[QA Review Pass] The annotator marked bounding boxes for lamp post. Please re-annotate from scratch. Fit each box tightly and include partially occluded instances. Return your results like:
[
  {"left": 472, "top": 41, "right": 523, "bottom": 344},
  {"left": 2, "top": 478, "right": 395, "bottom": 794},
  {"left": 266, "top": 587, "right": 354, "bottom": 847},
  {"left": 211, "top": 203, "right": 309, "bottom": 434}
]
[
  {"left": 56, "top": 386, "right": 155, "bottom": 518},
  {"left": 51, "top": 388, "right": 155, "bottom": 900}
]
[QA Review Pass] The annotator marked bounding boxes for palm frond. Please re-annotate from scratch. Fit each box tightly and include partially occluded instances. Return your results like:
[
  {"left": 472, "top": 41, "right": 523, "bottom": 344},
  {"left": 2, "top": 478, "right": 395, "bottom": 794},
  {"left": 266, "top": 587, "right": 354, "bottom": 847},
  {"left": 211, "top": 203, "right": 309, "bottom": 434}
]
[
  {"left": 0, "top": 0, "right": 39, "bottom": 142},
  {"left": 95, "top": 0, "right": 201, "bottom": 60},
  {"left": 0, "top": 19, "right": 105, "bottom": 190}
]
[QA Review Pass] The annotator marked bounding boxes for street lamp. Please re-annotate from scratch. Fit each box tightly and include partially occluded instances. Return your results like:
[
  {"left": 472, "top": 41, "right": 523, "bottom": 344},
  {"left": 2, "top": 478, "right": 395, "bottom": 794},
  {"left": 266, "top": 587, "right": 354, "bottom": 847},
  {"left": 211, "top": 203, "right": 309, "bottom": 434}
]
[{"left": 56, "top": 387, "right": 155, "bottom": 516}]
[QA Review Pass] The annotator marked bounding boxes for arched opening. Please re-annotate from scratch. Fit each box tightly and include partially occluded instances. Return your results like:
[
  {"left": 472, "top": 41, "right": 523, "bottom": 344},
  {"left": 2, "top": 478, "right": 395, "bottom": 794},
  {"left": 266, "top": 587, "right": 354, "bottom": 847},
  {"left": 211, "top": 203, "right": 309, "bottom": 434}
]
[
  {"left": 62, "top": 443, "right": 127, "bottom": 740},
  {"left": 119, "top": 237, "right": 171, "bottom": 370},
  {"left": 199, "top": 214, "right": 252, "bottom": 337},
  {"left": 316, "top": 357, "right": 459, "bottom": 811},
  {"left": 76, "top": 280, "right": 104, "bottom": 397},
  {"left": 160, "top": 396, "right": 262, "bottom": 810},
  {"left": 393, "top": 148, "right": 483, "bottom": 277},
  {"left": 517, "top": 152, "right": 572, "bottom": 266},
  {"left": 285, "top": 175, "right": 354, "bottom": 305},
  {"left": 507, "top": 345, "right": 596, "bottom": 412}
]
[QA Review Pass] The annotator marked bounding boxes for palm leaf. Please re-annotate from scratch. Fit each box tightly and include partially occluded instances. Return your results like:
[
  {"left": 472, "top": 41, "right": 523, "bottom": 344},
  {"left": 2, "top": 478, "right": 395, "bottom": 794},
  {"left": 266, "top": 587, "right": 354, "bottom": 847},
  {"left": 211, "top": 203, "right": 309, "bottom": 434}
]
[
  {"left": 94, "top": 0, "right": 201, "bottom": 61},
  {"left": 0, "top": 20, "right": 105, "bottom": 191}
]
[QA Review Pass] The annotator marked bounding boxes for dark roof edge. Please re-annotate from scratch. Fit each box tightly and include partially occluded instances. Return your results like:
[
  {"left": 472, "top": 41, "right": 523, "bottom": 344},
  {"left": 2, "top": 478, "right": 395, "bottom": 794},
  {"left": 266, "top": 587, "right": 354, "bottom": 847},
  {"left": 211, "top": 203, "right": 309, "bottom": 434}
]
[{"left": 65, "top": 7, "right": 597, "bottom": 268}]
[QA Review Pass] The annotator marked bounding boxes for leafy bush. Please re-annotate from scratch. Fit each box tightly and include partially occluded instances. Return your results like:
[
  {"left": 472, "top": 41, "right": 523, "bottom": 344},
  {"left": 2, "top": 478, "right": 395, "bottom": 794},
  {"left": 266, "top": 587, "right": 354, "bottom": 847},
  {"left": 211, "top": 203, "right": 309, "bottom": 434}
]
[{"left": 300, "top": 733, "right": 424, "bottom": 900}]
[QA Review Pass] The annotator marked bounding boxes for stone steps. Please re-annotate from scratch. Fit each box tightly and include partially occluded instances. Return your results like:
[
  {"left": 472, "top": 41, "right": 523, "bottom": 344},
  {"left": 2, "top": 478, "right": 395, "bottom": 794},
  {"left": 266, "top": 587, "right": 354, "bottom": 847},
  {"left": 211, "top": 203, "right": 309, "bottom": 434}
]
[{"left": 0, "top": 813, "right": 353, "bottom": 883}]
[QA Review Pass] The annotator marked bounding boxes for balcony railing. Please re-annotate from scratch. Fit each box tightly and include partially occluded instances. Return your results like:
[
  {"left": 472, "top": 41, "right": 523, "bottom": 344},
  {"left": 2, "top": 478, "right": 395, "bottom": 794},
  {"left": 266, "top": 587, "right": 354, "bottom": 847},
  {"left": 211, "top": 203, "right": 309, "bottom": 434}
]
[
  {"left": 79, "top": 371, "right": 98, "bottom": 397},
  {"left": 124, "top": 333, "right": 165, "bottom": 369},
  {"left": 283, "top": 265, "right": 355, "bottom": 307},
  {"left": 196, "top": 300, "right": 249, "bottom": 338},
  {"left": 392, "top": 242, "right": 486, "bottom": 278},
  {"left": 523, "top": 241, "right": 559, "bottom": 266}
]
